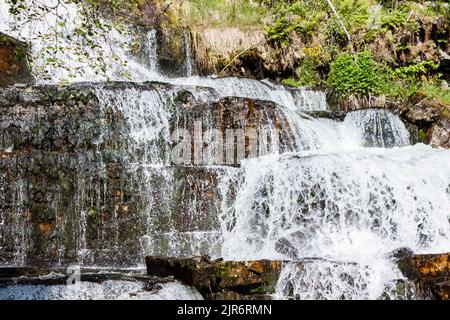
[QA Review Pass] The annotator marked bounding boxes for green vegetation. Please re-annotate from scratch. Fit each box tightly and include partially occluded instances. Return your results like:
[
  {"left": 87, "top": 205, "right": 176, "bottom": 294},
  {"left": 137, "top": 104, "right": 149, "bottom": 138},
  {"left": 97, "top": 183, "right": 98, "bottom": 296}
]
[
  {"left": 327, "top": 51, "right": 391, "bottom": 96},
  {"left": 5, "top": 0, "right": 142, "bottom": 80},
  {"left": 185, "top": 0, "right": 268, "bottom": 27},
  {"left": 5, "top": 0, "right": 450, "bottom": 107},
  {"left": 261, "top": 0, "right": 449, "bottom": 105},
  {"left": 419, "top": 83, "right": 450, "bottom": 106}
]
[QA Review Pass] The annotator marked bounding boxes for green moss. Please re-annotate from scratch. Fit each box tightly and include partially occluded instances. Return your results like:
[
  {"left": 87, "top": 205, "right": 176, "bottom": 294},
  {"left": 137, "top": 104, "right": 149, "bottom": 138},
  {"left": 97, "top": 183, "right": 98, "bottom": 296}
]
[
  {"left": 282, "top": 78, "right": 302, "bottom": 88},
  {"left": 418, "top": 128, "right": 427, "bottom": 142},
  {"left": 88, "top": 208, "right": 97, "bottom": 217}
]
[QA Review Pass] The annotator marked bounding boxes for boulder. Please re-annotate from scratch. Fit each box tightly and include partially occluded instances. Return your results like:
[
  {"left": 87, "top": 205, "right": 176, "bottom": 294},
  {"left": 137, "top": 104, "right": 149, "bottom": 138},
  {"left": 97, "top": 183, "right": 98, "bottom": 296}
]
[
  {"left": 399, "top": 95, "right": 450, "bottom": 148},
  {"left": 145, "top": 256, "right": 283, "bottom": 299},
  {"left": 405, "top": 98, "right": 443, "bottom": 125},
  {"left": 395, "top": 250, "right": 450, "bottom": 300},
  {"left": 427, "top": 117, "right": 450, "bottom": 148}
]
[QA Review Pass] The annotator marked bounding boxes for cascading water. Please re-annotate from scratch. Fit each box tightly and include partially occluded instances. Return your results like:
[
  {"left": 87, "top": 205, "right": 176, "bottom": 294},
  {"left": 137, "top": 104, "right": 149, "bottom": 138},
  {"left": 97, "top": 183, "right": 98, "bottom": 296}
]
[
  {"left": 0, "top": 279, "right": 203, "bottom": 300},
  {"left": 1, "top": 0, "right": 449, "bottom": 301},
  {"left": 0, "top": 1, "right": 328, "bottom": 111},
  {"left": 344, "top": 108, "right": 410, "bottom": 147},
  {"left": 218, "top": 145, "right": 450, "bottom": 299}
]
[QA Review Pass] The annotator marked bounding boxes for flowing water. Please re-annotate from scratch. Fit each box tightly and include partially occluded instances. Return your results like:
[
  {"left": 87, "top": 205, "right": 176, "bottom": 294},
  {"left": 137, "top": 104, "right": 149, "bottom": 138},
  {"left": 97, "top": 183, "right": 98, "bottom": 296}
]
[{"left": 0, "top": 1, "right": 449, "bottom": 300}]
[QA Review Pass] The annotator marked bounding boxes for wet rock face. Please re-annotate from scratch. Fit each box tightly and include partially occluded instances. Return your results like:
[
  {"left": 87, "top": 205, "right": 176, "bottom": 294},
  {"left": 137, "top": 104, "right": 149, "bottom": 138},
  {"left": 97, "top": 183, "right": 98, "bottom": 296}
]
[
  {"left": 405, "top": 102, "right": 441, "bottom": 125},
  {"left": 170, "top": 94, "right": 299, "bottom": 165},
  {"left": 0, "top": 83, "right": 234, "bottom": 266},
  {"left": 0, "top": 83, "right": 170, "bottom": 158},
  {"left": 0, "top": 151, "right": 148, "bottom": 266},
  {"left": 0, "top": 33, "right": 33, "bottom": 86},
  {"left": 326, "top": 92, "right": 401, "bottom": 112},
  {"left": 156, "top": 27, "right": 193, "bottom": 77},
  {"left": 0, "top": 150, "right": 229, "bottom": 267},
  {"left": 147, "top": 252, "right": 450, "bottom": 300},
  {"left": 0, "top": 91, "right": 102, "bottom": 153}
]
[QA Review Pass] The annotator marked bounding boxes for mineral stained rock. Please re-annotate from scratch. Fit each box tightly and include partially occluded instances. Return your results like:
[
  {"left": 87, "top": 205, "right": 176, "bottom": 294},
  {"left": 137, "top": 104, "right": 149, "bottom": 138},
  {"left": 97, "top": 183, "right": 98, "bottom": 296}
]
[
  {"left": 395, "top": 251, "right": 450, "bottom": 300},
  {"left": 145, "top": 256, "right": 283, "bottom": 299}
]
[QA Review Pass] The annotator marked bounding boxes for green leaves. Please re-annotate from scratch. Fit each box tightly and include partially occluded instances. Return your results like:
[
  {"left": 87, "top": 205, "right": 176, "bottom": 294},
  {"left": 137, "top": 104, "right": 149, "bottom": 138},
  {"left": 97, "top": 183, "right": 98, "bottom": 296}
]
[
  {"left": 5, "top": 0, "right": 137, "bottom": 81},
  {"left": 266, "top": 18, "right": 293, "bottom": 45},
  {"left": 327, "top": 51, "right": 392, "bottom": 96},
  {"left": 394, "top": 61, "right": 440, "bottom": 79}
]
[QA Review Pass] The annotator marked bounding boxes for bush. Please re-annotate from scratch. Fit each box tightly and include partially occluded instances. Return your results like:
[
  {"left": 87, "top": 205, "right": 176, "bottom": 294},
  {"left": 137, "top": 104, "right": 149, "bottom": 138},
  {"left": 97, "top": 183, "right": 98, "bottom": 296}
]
[{"left": 327, "top": 51, "right": 392, "bottom": 96}]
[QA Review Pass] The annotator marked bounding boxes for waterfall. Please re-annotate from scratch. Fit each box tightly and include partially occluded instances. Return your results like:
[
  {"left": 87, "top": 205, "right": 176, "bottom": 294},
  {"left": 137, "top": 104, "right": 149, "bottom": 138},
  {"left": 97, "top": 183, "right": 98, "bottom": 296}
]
[
  {"left": 273, "top": 260, "right": 415, "bottom": 300},
  {"left": 94, "top": 87, "right": 172, "bottom": 164},
  {"left": 220, "top": 146, "right": 450, "bottom": 259},
  {"left": 0, "top": 1, "right": 328, "bottom": 112},
  {"left": 218, "top": 145, "right": 450, "bottom": 299},
  {"left": 145, "top": 29, "right": 159, "bottom": 73},
  {"left": 183, "top": 28, "right": 196, "bottom": 77}
]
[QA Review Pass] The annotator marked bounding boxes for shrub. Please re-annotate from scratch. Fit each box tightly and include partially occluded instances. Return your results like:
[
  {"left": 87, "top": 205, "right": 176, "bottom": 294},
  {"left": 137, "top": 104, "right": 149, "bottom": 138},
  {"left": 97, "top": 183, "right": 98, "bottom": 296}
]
[{"left": 327, "top": 51, "right": 392, "bottom": 96}]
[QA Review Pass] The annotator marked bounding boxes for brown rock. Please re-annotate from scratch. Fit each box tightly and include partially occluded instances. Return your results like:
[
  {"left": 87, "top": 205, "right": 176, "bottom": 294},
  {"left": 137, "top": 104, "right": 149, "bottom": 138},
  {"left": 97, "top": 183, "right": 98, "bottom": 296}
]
[
  {"left": 427, "top": 117, "right": 450, "bottom": 148},
  {"left": 396, "top": 251, "right": 450, "bottom": 300},
  {"left": 37, "top": 222, "right": 53, "bottom": 236},
  {"left": 405, "top": 100, "right": 442, "bottom": 125},
  {"left": 213, "top": 291, "right": 272, "bottom": 300},
  {"left": 145, "top": 256, "right": 284, "bottom": 299},
  {"left": 0, "top": 32, "right": 33, "bottom": 86},
  {"left": 412, "top": 253, "right": 450, "bottom": 279}
]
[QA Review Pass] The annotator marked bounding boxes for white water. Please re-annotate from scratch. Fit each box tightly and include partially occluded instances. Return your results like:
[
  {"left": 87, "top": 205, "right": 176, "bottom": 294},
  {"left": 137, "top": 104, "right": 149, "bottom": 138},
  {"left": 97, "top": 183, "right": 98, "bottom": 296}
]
[
  {"left": 273, "top": 260, "right": 415, "bottom": 300},
  {"left": 0, "top": 0, "right": 328, "bottom": 112},
  {"left": 94, "top": 87, "right": 171, "bottom": 164},
  {"left": 90, "top": 83, "right": 410, "bottom": 164},
  {"left": 344, "top": 109, "right": 410, "bottom": 147},
  {"left": 218, "top": 145, "right": 450, "bottom": 299},
  {"left": 0, "top": 280, "right": 202, "bottom": 300},
  {"left": 221, "top": 145, "right": 450, "bottom": 260}
]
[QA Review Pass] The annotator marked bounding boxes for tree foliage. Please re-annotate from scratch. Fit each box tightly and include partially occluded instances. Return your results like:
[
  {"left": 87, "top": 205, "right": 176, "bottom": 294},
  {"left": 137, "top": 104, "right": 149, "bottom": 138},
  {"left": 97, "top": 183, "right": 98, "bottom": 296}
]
[{"left": 4, "top": 0, "right": 140, "bottom": 81}]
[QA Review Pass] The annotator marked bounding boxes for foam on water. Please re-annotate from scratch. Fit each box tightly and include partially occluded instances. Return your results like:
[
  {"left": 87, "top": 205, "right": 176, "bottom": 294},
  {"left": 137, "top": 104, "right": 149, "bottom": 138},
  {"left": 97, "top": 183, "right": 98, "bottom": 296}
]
[
  {"left": 218, "top": 144, "right": 450, "bottom": 299},
  {"left": 0, "top": 280, "right": 202, "bottom": 300},
  {"left": 0, "top": 1, "right": 329, "bottom": 112},
  {"left": 221, "top": 145, "right": 450, "bottom": 259},
  {"left": 273, "top": 260, "right": 415, "bottom": 300}
]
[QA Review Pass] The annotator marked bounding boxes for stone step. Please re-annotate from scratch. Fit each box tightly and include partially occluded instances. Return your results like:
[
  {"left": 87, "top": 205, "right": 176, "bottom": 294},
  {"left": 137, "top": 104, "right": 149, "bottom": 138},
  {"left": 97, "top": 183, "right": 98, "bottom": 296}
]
[
  {"left": 0, "top": 82, "right": 344, "bottom": 163},
  {"left": 145, "top": 251, "right": 450, "bottom": 300}
]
